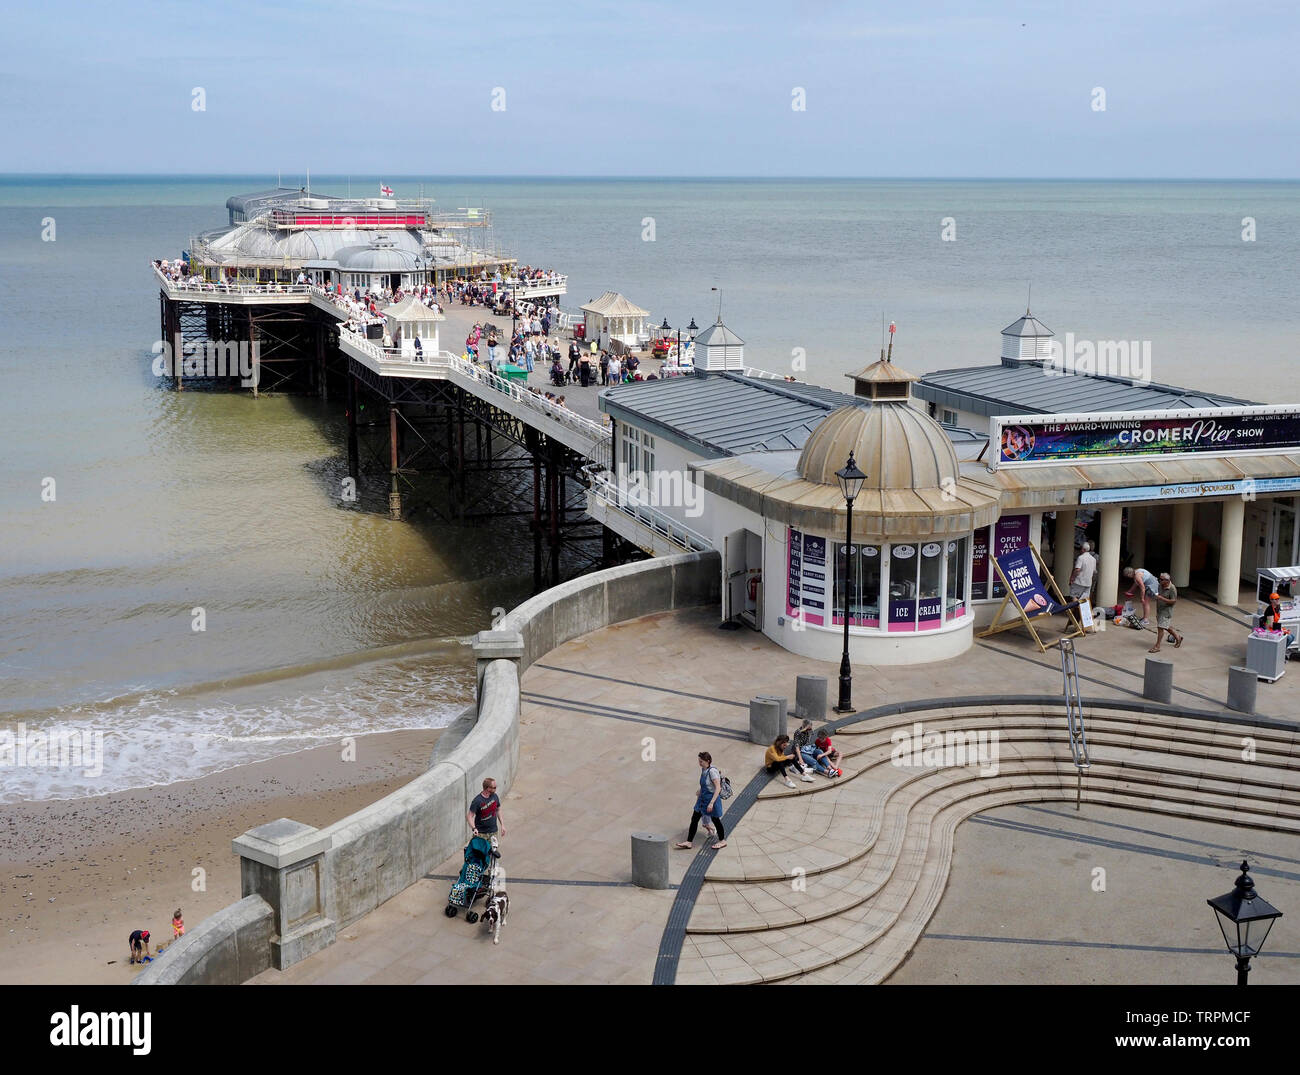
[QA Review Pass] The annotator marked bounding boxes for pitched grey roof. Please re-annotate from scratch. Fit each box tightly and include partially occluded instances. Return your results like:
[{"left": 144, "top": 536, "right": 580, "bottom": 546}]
[
  {"left": 915, "top": 363, "right": 1253, "bottom": 421},
  {"left": 694, "top": 319, "right": 745, "bottom": 347},
  {"left": 1001, "top": 311, "right": 1054, "bottom": 337},
  {"left": 601, "top": 372, "right": 865, "bottom": 456}
]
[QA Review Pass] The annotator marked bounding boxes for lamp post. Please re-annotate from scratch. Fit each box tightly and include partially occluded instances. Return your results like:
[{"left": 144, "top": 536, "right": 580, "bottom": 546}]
[
  {"left": 660, "top": 316, "right": 671, "bottom": 359},
  {"left": 1207, "top": 860, "right": 1283, "bottom": 985},
  {"left": 834, "top": 452, "right": 868, "bottom": 713},
  {"left": 687, "top": 317, "right": 698, "bottom": 367}
]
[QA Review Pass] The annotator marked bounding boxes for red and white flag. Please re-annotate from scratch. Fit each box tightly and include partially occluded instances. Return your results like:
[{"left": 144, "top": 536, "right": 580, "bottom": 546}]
[
  {"left": 380, "top": 184, "right": 394, "bottom": 197},
  {"left": 889, "top": 321, "right": 896, "bottom": 335}
]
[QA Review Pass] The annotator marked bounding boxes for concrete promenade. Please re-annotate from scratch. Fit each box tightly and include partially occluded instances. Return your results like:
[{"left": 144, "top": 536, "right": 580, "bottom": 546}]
[{"left": 253, "top": 590, "right": 1300, "bottom": 985}]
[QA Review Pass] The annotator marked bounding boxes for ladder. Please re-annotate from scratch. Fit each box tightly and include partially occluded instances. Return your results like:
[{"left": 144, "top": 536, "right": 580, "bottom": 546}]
[{"left": 1059, "top": 637, "right": 1089, "bottom": 809}]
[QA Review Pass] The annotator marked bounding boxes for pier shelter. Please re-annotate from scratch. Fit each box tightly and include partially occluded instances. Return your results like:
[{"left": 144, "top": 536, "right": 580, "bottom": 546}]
[
  {"left": 580, "top": 292, "right": 649, "bottom": 353},
  {"left": 383, "top": 295, "right": 444, "bottom": 358}
]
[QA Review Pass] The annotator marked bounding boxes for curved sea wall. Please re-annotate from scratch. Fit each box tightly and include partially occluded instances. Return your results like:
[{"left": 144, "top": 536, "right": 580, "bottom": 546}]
[{"left": 135, "top": 550, "right": 720, "bottom": 984}]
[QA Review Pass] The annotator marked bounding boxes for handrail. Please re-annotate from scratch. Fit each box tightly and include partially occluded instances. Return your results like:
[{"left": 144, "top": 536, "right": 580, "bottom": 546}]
[
  {"left": 1060, "top": 637, "right": 1089, "bottom": 809},
  {"left": 584, "top": 467, "right": 713, "bottom": 553},
  {"left": 153, "top": 264, "right": 315, "bottom": 296}
]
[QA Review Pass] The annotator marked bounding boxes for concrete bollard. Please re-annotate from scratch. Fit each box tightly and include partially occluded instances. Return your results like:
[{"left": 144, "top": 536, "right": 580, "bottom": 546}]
[
  {"left": 749, "top": 696, "right": 782, "bottom": 745},
  {"left": 1227, "top": 666, "right": 1257, "bottom": 715},
  {"left": 757, "top": 694, "right": 788, "bottom": 738},
  {"left": 796, "top": 676, "right": 828, "bottom": 725},
  {"left": 1143, "top": 657, "right": 1173, "bottom": 704},
  {"left": 630, "top": 832, "right": 669, "bottom": 889}
]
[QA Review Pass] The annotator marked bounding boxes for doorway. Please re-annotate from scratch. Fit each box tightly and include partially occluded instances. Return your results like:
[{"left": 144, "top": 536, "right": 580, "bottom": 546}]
[{"left": 723, "top": 528, "right": 764, "bottom": 630}]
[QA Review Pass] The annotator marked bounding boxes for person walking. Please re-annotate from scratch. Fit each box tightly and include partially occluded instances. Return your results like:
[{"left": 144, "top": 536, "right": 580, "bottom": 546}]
[
  {"left": 1148, "top": 572, "right": 1184, "bottom": 652},
  {"left": 1069, "top": 541, "right": 1097, "bottom": 604},
  {"left": 675, "top": 751, "right": 726, "bottom": 850},
  {"left": 467, "top": 777, "right": 506, "bottom": 840}
]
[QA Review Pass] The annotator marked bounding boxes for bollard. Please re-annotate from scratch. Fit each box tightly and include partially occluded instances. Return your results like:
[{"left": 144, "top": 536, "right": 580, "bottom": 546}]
[
  {"left": 1142, "top": 657, "right": 1173, "bottom": 704},
  {"left": 749, "top": 696, "right": 782, "bottom": 745},
  {"left": 1227, "top": 666, "right": 1257, "bottom": 715},
  {"left": 757, "top": 694, "right": 788, "bottom": 738},
  {"left": 630, "top": 832, "right": 669, "bottom": 889},
  {"left": 795, "top": 676, "right": 828, "bottom": 725}
]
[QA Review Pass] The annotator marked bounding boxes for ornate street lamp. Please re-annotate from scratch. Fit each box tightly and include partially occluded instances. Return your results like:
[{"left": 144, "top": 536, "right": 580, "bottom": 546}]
[
  {"left": 1207, "top": 860, "right": 1283, "bottom": 985},
  {"left": 834, "top": 452, "right": 868, "bottom": 713}
]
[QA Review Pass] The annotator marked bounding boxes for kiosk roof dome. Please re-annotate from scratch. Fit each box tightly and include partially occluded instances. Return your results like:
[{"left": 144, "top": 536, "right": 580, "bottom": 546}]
[{"left": 797, "top": 400, "right": 960, "bottom": 492}]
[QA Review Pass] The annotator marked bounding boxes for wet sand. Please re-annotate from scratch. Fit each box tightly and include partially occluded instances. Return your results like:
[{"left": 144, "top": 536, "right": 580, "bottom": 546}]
[{"left": 0, "top": 728, "right": 441, "bottom": 984}]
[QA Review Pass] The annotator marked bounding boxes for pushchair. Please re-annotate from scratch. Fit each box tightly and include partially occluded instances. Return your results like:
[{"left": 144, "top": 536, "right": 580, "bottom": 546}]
[
  {"left": 444, "top": 835, "right": 500, "bottom": 922},
  {"left": 550, "top": 364, "right": 567, "bottom": 387}
]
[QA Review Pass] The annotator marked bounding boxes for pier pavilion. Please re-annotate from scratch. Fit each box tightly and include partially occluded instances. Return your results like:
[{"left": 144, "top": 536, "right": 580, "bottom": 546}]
[{"left": 596, "top": 311, "right": 1300, "bottom": 665}]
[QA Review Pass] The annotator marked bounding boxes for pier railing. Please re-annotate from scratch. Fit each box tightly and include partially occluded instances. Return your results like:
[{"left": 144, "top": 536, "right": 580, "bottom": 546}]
[
  {"left": 584, "top": 467, "right": 713, "bottom": 553},
  {"left": 336, "top": 328, "right": 612, "bottom": 470},
  {"left": 153, "top": 264, "right": 316, "bottom": 296}
]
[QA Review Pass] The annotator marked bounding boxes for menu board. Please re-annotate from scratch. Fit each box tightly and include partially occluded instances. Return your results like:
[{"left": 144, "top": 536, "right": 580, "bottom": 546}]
[{"left": 786, "top": 528, "right": 827, "bottom": 626}]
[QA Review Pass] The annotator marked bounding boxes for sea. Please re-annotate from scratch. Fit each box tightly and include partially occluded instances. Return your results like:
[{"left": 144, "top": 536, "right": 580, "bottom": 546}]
[{"left": 1, "top": 175, "right": 1297, "bottom": 802}]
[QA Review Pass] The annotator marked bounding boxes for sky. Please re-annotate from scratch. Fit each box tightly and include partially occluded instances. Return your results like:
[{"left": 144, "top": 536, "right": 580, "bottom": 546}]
[{"left": 3, "top": 0, "right": 1298, "bottom": 177}]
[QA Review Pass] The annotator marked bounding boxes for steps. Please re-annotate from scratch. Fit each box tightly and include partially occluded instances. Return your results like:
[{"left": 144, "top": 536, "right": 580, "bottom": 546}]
[{"left": 672, "top": 703, "right": 1300, "bottom": 985}]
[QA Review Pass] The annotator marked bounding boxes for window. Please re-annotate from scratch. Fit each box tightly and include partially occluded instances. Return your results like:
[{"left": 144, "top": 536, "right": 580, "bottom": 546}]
[
  {"left": 833, "top": 543, "right": 881, "bottom": 627},
  {"left": 941, "top": 409, "right": 958, "bottom": 425},
  {"left": 946, "top": 537, "right": 968, "bottom": 621},
  {"left": 917, "top": 542, "right": 944, "bottom": 627}
]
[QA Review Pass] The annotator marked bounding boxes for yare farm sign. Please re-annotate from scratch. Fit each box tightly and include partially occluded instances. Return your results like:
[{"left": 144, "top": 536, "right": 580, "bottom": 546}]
[{"left": 991, "top": 406, "right": 1300, "bottom": 468}]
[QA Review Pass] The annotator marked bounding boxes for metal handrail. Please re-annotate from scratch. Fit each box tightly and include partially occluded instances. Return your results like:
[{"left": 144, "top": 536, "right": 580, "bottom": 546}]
[
  {"left": 153, "top": 264, "right": 316, "bottom": 296},
  {"left": 444, "top": 355, "right": 609, "bottom": 444},
  {"left": 1060, "top": 637, "right": 1089, "bottom": 808},
  {"left": 584, "top": 467, "right": 712, "bottom": 553}
]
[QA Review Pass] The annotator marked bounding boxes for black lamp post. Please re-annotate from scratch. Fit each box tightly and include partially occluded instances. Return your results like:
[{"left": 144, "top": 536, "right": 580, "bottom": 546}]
[
  {"left": 1207, "top": 860, "right": 1283, "bottom": 985},
  {"left": 834, "top": 452, "right": 868, "bottom": 713},
  {"left": 687, "top": 317, "right": 698, "bottom": 366},
  {"left": 660, "top": 316, "right": 671, "bottom": 357}
]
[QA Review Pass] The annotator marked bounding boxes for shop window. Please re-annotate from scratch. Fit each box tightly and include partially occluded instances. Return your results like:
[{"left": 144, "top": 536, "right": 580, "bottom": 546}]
[
  {"left": 946, "top": 537, "right": 969, "bottom": 621},
  {"left": 918, "top": 541, "right": 944, "bottom": 628},
  {"left": 833, "top": 544, "right": 881, "bottom": 627},
  {"left": 887, "top": 544, "right": 920, "bottom": 632}
]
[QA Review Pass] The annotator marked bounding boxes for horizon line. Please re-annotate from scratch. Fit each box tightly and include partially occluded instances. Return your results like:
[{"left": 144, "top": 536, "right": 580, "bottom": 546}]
[{"left": 2, "top": 172, "right": 1299, "bottom": 183}]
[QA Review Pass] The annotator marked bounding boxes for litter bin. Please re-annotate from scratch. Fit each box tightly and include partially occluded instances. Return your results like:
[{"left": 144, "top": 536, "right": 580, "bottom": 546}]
[{"left": 500, "top": 364, "right": 529, "bottom": 385}]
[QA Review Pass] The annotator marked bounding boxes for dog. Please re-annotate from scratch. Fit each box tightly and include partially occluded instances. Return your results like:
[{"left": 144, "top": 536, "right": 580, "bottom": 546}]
[{"left": 482, "top": 887, "right": 509, "bottom": 944}]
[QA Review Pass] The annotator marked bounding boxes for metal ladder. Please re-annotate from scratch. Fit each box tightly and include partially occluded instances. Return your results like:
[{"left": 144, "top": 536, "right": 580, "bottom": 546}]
[{"left": 1059, "top": 638, "right": 1090, "bottom": 809}]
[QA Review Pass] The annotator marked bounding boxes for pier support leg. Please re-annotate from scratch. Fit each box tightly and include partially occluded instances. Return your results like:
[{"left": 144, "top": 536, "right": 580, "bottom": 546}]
[
  {"left": 546, "top": 445, "right": 561, "bottom": 585},
  {"left": 526, "top": 427, "right": 543, "bottom": 592},
  {"left": 246, "top": 307, "right": 258, "bottom": 399},
  {"left": 389, "top": 404, "right": 402, "bottom": 521},
  {"left": 345, "top": 374, "right": 359, "bottom": 482}
]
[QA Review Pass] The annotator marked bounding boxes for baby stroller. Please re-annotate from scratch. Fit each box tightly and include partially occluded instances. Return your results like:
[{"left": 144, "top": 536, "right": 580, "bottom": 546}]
[
  {"left": 550, "top": 363, "right": 567, "bottom": 387},
  {"left": 444, "top": 835, "right": 500, "bottom": 922}
]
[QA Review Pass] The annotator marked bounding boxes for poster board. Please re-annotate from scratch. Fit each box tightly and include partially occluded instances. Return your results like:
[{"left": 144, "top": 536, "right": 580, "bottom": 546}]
[{"left": 977, "top": 543, "right": 1086, "bottom": 652}]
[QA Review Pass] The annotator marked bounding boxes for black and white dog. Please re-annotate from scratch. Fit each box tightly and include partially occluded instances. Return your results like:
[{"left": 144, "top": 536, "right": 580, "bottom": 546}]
[{"left": 482, "top": 836, "right": 509, "bottom": 944}]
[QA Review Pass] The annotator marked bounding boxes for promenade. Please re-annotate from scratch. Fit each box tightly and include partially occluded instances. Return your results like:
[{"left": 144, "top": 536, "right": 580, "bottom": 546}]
[{"left": 252, "top": 589, "right": 1300, "bottom": 985}]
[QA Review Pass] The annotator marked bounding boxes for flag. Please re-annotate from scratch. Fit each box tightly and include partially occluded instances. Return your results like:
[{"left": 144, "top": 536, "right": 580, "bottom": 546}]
[
  {"left": 380, "top": 184, "right": 394, "bottom": 197},
  {"left": 889, "top": 321, "right": 896, "bottom": 335}
]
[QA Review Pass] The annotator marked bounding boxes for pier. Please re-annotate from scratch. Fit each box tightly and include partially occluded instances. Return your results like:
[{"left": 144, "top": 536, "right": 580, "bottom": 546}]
[{"left": 153, "top": 263, "right": 700, "bottom": 590}]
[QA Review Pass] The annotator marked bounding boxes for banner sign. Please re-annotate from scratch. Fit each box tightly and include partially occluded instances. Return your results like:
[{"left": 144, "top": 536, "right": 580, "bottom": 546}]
[
  {"left": 1081, "top": 475, "right": 1300, "bottom": 505},
  {"left": 995, "top": 547, "right": 1061, "bottom": 618},
  {"left": 787, "top": 527, "right": 827, "bottom": 626},
  {"left": 991, "top": 406, "right": 1300, "bottom": 469}
]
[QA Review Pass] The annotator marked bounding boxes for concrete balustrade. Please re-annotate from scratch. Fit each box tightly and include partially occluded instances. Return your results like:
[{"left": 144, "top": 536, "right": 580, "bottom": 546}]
[{"left": 136, "top": 550, "right": 719, "bottom": 984}]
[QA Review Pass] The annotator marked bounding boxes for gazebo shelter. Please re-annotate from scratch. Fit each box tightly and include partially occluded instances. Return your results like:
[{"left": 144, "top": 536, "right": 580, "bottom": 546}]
[
  {"left": 580, "top": 291, "right": 649, "bottom": 353},
  {"left": 384, "top": 295, "right": 445, "bottom": 359}
]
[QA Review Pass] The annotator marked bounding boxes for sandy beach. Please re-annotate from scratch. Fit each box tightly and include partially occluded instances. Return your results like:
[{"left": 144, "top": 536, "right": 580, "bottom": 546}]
[{"left": 0, "top": 727, "right": 442, "bottom": 985}]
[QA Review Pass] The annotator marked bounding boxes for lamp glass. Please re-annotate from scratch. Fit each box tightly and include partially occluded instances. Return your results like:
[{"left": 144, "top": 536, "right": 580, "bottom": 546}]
[{"left": 836, "top": 455, "right": 867, "bottom": 503}]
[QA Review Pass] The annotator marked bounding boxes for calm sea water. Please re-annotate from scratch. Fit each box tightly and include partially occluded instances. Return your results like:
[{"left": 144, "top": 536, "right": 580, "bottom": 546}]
[{"left": 1, "top": 175, "right": 1297, "bottom": 800}]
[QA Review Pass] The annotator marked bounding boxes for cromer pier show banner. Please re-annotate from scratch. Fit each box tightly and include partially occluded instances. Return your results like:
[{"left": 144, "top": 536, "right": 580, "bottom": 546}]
[{"left": 994, "top": 406, "right": 1300, "bottom": 466}]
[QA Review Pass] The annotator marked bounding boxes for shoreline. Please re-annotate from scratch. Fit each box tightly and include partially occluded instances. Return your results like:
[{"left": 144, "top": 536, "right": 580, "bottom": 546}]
[{"left": 0, "top": 727, "right": 443, "bottom": 984}]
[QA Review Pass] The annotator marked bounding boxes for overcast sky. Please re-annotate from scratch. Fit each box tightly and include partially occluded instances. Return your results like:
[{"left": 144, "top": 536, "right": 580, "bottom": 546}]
[{"left": 4, "top": 0, "right": 1297, "bottom": 177}]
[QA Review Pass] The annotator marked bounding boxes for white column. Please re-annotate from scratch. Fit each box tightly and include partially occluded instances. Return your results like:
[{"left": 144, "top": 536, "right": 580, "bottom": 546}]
[
  {"left": 1028, "top": 513, "right": 1042, "bottom": 557},
  {"left": 1053, "top": 510, "right": 1076, "bottom": 593},
  {"left": 1171, "top": 502, "right": 1194, "bottom": 587},
  {"left": 1128, "top": 506, "right": 1147, "bottom": 568},
  {"left": 1098, "top": 507, "right": 1123, "bottom": 608},
  {"left": 1218, "top": 497, "right": 1245, "bottom": 607}
]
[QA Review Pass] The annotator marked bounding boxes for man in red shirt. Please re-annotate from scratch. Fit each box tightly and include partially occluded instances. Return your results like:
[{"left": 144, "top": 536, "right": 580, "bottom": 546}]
[{"left": 467, "top": 777, "right": 506, "bottom": 840}]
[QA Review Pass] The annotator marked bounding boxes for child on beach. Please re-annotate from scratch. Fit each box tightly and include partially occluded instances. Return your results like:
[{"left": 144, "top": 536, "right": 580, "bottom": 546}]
[{"left": 172, "top": 909, "right": 185, "bottom": 939}]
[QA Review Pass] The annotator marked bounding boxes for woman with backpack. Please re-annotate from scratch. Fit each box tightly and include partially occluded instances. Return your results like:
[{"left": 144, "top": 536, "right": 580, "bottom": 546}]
[{"left": 675, "top": 751, "right": 727, "bottom": 850}]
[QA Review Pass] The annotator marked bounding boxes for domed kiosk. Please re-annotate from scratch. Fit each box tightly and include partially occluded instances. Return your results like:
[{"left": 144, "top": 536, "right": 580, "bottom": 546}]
[{"left": 691, "top": 356, "right": 1001, "bottom": 664}]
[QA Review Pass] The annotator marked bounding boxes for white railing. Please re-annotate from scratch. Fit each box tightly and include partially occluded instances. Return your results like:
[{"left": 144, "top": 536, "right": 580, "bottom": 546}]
[
  {"left": 153, "top": 264, "right": 315, "bottom": 296},
  {"left": 741, "top": 366, "right": 783, "bottom": 380},
  {"left": 585, "top": 468, "right": 713, "bottom": 553},
  {"left": 505, "top": 275, "right": 568, "bottom": 296}
]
